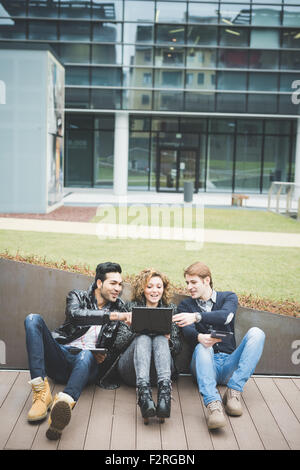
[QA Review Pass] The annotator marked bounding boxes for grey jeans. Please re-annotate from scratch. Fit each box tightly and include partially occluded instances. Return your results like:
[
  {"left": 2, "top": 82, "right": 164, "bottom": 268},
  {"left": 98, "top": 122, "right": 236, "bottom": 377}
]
[{"left": 117, "top": 334, "right": 175, "bottom": 387}]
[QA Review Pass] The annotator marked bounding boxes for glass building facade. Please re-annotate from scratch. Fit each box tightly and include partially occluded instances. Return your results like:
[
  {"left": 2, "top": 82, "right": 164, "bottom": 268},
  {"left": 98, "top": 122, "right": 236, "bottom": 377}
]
[{"left": 0, "top": 0, "right": 299, "bottom": 193}]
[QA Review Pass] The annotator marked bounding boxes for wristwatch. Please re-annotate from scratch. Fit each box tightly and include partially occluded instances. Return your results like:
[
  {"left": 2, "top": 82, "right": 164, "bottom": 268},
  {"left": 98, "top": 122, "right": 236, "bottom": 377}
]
[{"left": 195, "top": 312, "right": 202, "bottom": 323}]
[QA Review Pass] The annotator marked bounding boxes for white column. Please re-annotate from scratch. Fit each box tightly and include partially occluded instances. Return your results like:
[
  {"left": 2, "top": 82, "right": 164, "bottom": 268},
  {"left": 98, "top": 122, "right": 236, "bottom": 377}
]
[
  {"left": 113, "top": 112, "right": 129, "bottom": 196},
  {"left": 294, "top": 118, "right": 300, "bottom": 200}
]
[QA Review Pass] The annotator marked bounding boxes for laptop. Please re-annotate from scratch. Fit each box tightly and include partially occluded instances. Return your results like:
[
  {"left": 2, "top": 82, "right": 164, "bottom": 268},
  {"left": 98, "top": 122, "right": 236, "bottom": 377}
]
[{"left": 131, "top": 307, "right": 173, "bottom": 335}]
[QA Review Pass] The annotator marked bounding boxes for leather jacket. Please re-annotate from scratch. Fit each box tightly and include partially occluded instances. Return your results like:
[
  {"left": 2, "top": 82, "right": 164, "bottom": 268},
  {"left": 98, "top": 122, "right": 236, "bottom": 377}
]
[{"left": 51, "top": 283, "right": 127, "bottom": 344}]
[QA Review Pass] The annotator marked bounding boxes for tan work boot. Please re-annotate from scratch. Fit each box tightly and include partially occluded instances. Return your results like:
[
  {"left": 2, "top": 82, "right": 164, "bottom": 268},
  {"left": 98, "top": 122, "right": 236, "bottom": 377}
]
[
  {"left": 206, "top": 400, "right": 226, "bottom": 430},
  {"left": 46, "top": 392, "right": 76, "bottom": 440},
  {"left": 28, "top": 377, "right": 53, "bottom": 422},
  {"left": 223, "top": 388, "right": 243, "bottom": 416}
]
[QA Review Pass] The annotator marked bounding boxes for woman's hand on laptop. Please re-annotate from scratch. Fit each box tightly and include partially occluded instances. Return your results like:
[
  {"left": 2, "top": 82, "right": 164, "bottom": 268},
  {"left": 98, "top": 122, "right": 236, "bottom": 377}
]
[{"left": 173, "top": 312, "right": 197, "bottom": 327}]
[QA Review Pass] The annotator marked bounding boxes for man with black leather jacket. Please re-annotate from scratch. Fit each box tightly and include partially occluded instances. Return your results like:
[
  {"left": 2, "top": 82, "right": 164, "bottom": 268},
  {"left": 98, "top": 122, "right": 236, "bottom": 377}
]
[{"left": 24, "top": 262, "right": 130, "bottom": 441}]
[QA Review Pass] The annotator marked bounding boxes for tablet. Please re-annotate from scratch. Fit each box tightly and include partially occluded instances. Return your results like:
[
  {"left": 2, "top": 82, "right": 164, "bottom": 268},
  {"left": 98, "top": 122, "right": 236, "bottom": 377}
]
[
  {"left": 131, "top": 307, "right": 173, "bottom": 335},
  {"left": 88, "top": 348, "right": 108, "bottom": 354}
]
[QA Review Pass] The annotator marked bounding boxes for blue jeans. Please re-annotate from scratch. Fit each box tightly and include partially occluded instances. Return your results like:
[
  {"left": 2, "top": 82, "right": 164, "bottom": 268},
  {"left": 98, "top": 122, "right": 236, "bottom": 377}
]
[
  {"left": 190, "top": 327, "right": 265, "bottom": 406},
  {"left": 24, "top": 314, "right": 99, "bottom": 401}
]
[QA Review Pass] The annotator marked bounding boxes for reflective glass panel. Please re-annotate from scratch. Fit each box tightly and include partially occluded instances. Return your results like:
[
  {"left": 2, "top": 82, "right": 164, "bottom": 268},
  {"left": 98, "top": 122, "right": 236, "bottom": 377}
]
[
  {"left": 28, "top": 0, "right": 59, "bottom": 17},
  {"left": 250, "top": 28, "right": 279, "bottom": 48},
  {"left": 65, "top": 129, "right": 93, "bottom": 186},
  {"left": 186, "top": 70, "right": 216, "bottom": 90},
  {"left": 219, "top": 4, "right": 251, "bottom": 25},
  {"left": 209, "top": 119, "right": 236, "bottom": 133},
  {"left": 92, "top": 44, "right": 122, "bottom": 64},
  {"left": 247, "top": 94, "right": 277, "bottom": 114},
  {"left": 248, "top": 73, "right": 278, "bottom": 92},
  {"left": 281, "top": 29, "right": 300, "bottom": 49},
  {"left": 280, "top": 73, "right": 300, "bottom": 92},
  {"left": 60, "top": 21, "right": 90, "bottom": 42},
  {"left": 155, "top": 47, "right": 185, "bottom": 67},
  {"left": 283, "top": 6, "right": 300, "bottom": 27},
  {"left": 251, "top": 6, "right": 281, "bottom": 26},
  {"left": 123, "top": 90, "right": 153, "bottom": 110},
  {"left": 235, "top": 135, "right": 262, "bottom": 193},
  {"left": 263, "top": 136, "right": 290, "bottom": 191},
  {"left": 217, "top": 72, "right": 247, "bottom": 90},
  {"left": 156, "top": 25, "right": 185, "bottom": 44},
  {"left": 278, "top": 95, "right": 300, "bottom": 115},
  {"left": 124, "top": 23, "right": 154, "bottom": 44},
  {"left": 218, "top": 49, "right": 248, "bottom": 68},
  {"left": 187, "top": 25, "right": 217, "bottom": 45},
  {"left": 154, "top": 91, "right": 184, "bottom": 111},
  {"left": 128, "top": 131, "right": 150, "bottom": 189},
  {"left": 237, "top": 120, "right": 263, "bottom": 134},
  {"left": 66, "top": 66, "right": 90, "bottom": 86},
  {"left": 188, "top": 3, "right": 219, "bottom": 23},
  {"left": 1, "top": 1, "right": 27, "bottom": 17},
  {"left": 28, "top": 20, "right": 58, "bottom": 40},
  {"left": 265, "top": 120, "right": 291, "bottom": 135},
  {"left": 249, "top": 50, "right": 279, "bottom": 70},
  {"left": 94, "top": 130, "right": 114, "bottom": 187},
  {"left": 124, "top": 1, "right": 154, "bottom": 22},
  {"left": 184, "top": 92, "right": 215, "bottom": 112},
  {"left": 124, "top": 45, "right": 153, "bottom": 66},
  {"left": 92, "top": 67, "right": 121, "bottom": 86},
  {"left": 281, "top": 51, "right": 300, "bottom": 70},
  {"left": 60, "top": 0, "right": 91, "bottom": 18},
  {"left": 155, "top": 70, "right": 184, "bottom": 88},
  {"left": 65, "top": 88, "right": 90, "bottom": 109},
  {"left": 60, "top": 44, "right": 90, "bottom": 64},
  {"left": 92, "top": 0, "right": 123, "bottom": 21},
  {"left": 0, "top": 18, "right": 26, "bottom": 38},
  {"left": 156, "top": 2, "right": 187, "bottom": 23},
  {"left": 206, "top": 134, "right": 234, "bottom": 192},
  {"left": 219, "top": 27, "right": 249, "bottom": 46},
  {"left": 186, "top": 48, "right": 216, "bottom": 68},
  {"left": 123, "top": 68, "right": 153, "bottom": 88},
  {"left": 92, "top": 22, "right": 121, "bottom": 42},
  {"left": 216, "top": 93, "right": 246, "bottom": 113},
  {"left": 90, "top": 89, "right": 121, "bottom": 109}
]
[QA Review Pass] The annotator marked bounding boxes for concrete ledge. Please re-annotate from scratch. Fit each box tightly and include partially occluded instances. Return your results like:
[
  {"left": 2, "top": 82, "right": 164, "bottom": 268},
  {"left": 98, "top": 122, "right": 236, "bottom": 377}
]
[{"left": 0, "top": 258, "right": 299, "bottom": 375}]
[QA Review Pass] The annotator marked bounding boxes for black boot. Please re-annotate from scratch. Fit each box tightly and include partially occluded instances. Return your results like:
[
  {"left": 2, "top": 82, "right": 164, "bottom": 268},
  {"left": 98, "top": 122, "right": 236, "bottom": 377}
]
[
  {"left": 156, "top": 380, "right": 172, "bottom": 422},
  {"left": 137, "top": 385, "right": 156, "bottom": 424}
]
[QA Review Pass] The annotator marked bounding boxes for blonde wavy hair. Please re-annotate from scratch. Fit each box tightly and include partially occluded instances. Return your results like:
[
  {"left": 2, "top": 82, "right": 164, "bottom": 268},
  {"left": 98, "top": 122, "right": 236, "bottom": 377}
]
[{"left": 131, "top": 268, "right": 173, "bottom": 306}]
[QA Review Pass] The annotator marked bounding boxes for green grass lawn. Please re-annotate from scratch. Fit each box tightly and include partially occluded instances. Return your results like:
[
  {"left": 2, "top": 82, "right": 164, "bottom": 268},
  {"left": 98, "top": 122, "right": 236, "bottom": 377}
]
[
  {"left": 92, "top": 207, "right": 300, "bottom": 233},
  {"left": 1, "top": 229, "right": 300, "bottom": 303}
]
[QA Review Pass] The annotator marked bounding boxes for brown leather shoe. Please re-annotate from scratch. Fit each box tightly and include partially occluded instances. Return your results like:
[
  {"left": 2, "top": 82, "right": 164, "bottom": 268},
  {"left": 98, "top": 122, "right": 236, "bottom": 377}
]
[
  {"left": 27, "top": 377, "right": 53, "bottom": 422},
  {"left": 223, "top": 388, "right": 243, "bottom": 416},
  {"left": 206, "top": 400, "right": 226, "bottom": 430}
]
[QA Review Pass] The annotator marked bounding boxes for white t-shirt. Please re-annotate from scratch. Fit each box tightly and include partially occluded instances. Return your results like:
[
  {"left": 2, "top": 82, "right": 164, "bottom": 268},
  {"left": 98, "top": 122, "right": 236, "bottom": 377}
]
[{"left": 68, "top": 325, "right": 102, "bottom": 349}]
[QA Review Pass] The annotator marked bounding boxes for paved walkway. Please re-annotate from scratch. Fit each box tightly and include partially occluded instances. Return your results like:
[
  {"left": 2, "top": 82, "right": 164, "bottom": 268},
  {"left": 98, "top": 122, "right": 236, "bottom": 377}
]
[{"left": 1, "top": 216, "right": 300, "bottom": 247}]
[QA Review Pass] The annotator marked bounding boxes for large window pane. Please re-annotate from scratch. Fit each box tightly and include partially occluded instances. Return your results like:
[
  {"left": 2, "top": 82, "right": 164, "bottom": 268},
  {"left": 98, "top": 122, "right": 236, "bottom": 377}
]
[
  {"left": 60, "top": 21, "right": 90, "bottom": 42},
  {"left": 156, "top": 2, "right": 187, "bottom": 23},
  {"left": 60, "top": 0, "right": 91, "bottom": 18},
  {"left": 187, "top": 48, "right": 216, "bottom": 68},
  {"left": 188, "top": 3, "right": 219, "bottom": 23},
  {"left": 186, "top": 70, "right": 215, "bottom": 90},
  {"left": 237, "top": 120, "right": 263, "bottom": 134},
  {"left": 278, "top": 95, "right": 300, "bottom": 115},
  {"left": 216, "top": 93, "right": 246, "bottom": 113},
  {"left": 219, "top": 27, "right": 249, "bottom": 47},
  {"left": 124, "top": 45, "right": 153, "bottom": 66},
  {"left": 66, "top": 66, "right": 90, "bottom": 86},
  {"left": 92, "top": 44, "right": 122, "bottom": 64},
  {"left": 247, "top": 94, "right": 277, "bottom": 114},
  {"left": 217, "top": 72, "right": 247, "bottom": 90},
  {"left": 184, "top": 92, "right": 215, "bottom": 112},
  {"left": 265, "top": 120, "right": 291, "bottom": 135},
  {"left": 252, "top": 6, "right": 281, "bottom": 26},
  {"left": 187, "top": 25, "right": 217, "bottom": 45},
  {"left": 155, "top": 70, "right": 184, "bottom": 88},
  {"left": 281, "top": 51, "right": 300, "bottom": 70},
  {"left": 219, "top": 4, "right": 251, "bottom": 25},
  {"left": 218, "top": 49, "right": 248, "bottom": 69},
  {"left": 154, "top": 91, "right": 184, "bottom": 111},
  {"left": 155, "top": 47, "right": 185, "bottom": 67},
  {"left": 90, "top": 89, "right": 121, "bottom": 109},
  {"left": 235, "top": 135, "right": 262, "bottom": 193},
  {"left": 123, "top": 67, "right": 153, "bottom": 88},
  {"left": 250, "top": 28, "right": 279, "bottom": 48},
  {"left": 94, "top": 130, "right": 114, "bottom": 187},
  {"left": 92, "top": 0, "right": 123, "bottom": 21},
  {"left": 263, "top": 136, "right": 290, "bottom": 191},
  {"left": 206, "top": 134, "right": 234, "bottom": 192},
  {"left": 123, "top": 90, "right": 153, "bottom": 110},
  {"left": 249, "top": 72, "right": 278, "bottom": 92},
  {"left": 28, "top": 20, "right": 57, "bottom": 40},
  {"left": 156, "top": 25, "right": 185, "bottom": 44},
  {"left": 124, "top": 23, "right": 154, "bottom": 44},
  {"left": 65, "top": 88, "right": 90, "bottom": 109},
  {"left": 92, "top": 22, "right": 121, "bottom": 42},
  {"left": 92, "top": 67, "right": 121, "bottom": 86},
  {"left": 249, "top": 50, "right": 279, "bottom": 69},
  {"left": 65, "top": 130, "right": 93, "bottom": 186},
  {"left": 280, "top": 73, "right": 300, "bottom": 92},
  {"left": 283, "top": 6, "right": 300, "bottom": 27},
  {"left": 2, "top": 1, "right": 27, "bottom": 17},
  {"left": 124, "top": 1, "right": 154, "bottom": 22},
  {"left": 28, "top": 0, "right": 59, "bottom": 18},
  {"left": 128, "top": 132, "right": 150, "bottom": 189},
  {"left": 60, "top": 44, "right": 90, "bottom": 63},
  {"left": 0, "top": 18, "right": 26, "bottom": 38},
  {"left": 281, "top": 29, "right": 300, "bottom": 49}
]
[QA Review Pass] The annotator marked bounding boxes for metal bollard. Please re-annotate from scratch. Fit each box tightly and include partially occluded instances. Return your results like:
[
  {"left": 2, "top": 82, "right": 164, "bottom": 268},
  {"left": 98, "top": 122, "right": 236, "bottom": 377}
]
[{"left": 184, "top": 181, "right": 194, "bottom": 203}]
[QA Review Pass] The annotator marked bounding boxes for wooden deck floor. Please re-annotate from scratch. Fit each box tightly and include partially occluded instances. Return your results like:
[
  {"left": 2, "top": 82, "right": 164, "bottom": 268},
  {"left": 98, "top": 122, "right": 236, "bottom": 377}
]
[{"left": 0, "top": 371, "right": 300, "bottom": 451}]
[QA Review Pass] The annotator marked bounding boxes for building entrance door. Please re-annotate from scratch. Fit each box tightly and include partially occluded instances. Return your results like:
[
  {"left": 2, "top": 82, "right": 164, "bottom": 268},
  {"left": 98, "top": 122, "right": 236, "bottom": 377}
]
[{"left": 157, "top": 148, "right": 197, "bottom": 192}]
